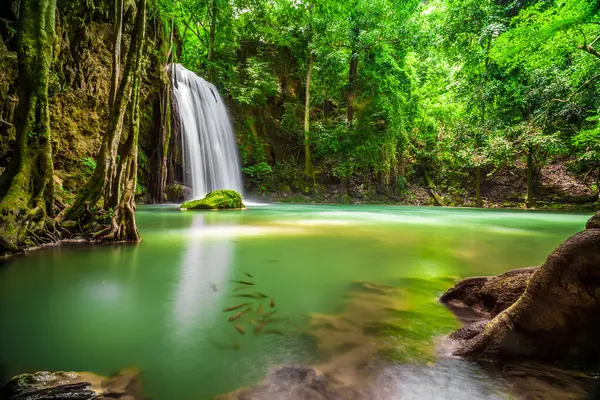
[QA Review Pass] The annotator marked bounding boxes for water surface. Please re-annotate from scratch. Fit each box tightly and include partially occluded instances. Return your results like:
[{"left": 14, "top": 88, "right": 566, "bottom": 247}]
[{"left": 0, "top": 205, "right": 592, "bottom": 399}]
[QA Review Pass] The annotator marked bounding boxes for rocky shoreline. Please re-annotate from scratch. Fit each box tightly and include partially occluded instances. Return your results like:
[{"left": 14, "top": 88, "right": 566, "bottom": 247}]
[{"left": 0, "top": 368, "right": 148, "bottom": 400}]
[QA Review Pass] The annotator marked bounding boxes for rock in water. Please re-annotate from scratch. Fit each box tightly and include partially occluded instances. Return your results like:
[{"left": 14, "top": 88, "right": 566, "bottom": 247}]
[
  {"left": 0, "top": 368, "right": 149, "bottom": 400},
  {"left": 0, "top": 371, "right": 98, "bottom": 400},
  {"left": 180, "top": 190, "right": 245, "bottom": 210},
  {"left": 441, "top": 213, "right": 600, "bottom": 363}
]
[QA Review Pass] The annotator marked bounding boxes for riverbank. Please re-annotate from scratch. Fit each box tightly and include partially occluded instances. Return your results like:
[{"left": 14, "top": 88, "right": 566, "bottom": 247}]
[
  {"left": 242, "top": 160, "right": 599, "bottom": 211},
  {"left": 253, "top": 188, "right": 599, "bottom": 211}
]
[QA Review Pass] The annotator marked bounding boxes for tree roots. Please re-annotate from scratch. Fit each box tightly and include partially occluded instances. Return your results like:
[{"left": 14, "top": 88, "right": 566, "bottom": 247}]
[{"left": 442, "top": 212, "right": 600, "bottom": 364}]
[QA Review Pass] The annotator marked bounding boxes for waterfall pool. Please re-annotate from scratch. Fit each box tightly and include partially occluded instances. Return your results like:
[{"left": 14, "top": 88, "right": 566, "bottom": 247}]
[{"left": 0, "top": 204, "right": 595, "bottom": 399}]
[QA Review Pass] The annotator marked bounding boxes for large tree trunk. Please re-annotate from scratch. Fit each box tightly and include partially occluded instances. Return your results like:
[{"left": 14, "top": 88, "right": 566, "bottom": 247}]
[
  {"left": 148, "top": 72, "right": 171, "bottom": 203},
  {"left": 148, "top": 21, "right": 172, "bottom": 204},
  {"left": 442, "top": 210, "right": 600, "bottom": 364},
  {"left": 0, "top": 0, "right": 57, "bottom": 255},
  {"left": 63, "top": 0, "right": 146, "bottom": 242},
  {"left": 304, "top": 50, "right": 314, "bottom": 182},
  {"left": 108, "top": 0, "right": 123, "bottom": 109}
]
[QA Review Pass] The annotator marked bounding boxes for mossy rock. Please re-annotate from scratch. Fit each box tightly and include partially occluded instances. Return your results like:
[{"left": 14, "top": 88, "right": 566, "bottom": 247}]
[
  {"left": 166, "top": 184, "right": 191, "bottom": 203},
  {"left": 180, "top": 190, "right": 245, "bottom": 210}
]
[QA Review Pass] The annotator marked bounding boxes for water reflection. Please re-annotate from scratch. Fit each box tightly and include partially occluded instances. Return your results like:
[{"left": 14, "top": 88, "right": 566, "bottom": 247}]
[{"left": 172, "top": 215, "right": 234, "bottom": 334}]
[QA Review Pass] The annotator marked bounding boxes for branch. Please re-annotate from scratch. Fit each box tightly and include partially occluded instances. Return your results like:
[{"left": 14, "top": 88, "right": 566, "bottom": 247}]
[
  {"left": 181, "top": 18, "right": 204, "bottom": 44},
  {"left": 578, "top": 43, "right": 600, "bottom": 59},
  {"left": 552, "top": 73, "right": 600, "bottom": 103},
  {"left": 190, "top": 12, "right": 210, "bottom": 37}
]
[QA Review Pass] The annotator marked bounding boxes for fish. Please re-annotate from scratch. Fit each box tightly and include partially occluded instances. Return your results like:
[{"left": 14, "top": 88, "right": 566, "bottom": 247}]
[
  {"left": 223, "top": 303, "right": 251, "bottom": 312},
  {"left": 231, "top": 280, "right": 254, "bottom": 286},
  {"left": 257, "top": 305, "right": 263, "bottom": 315},
  {"left": 254, "top": 321, "right": 270, "bottom": 333},
  {"left": 245, "top": 272, "right": 253, "bottom": 278},
  {"left": 229, "top": 307, "right": 251, "bottom": 321},
  {"left": 270, "top": 298, "right": 276, "bottom": 308},
  {"left": 211, "top": 284, "right": 218, "bottom": 292},
  {"left": 234, "top": 294, "right": 263, "bottom": 299},
  {"left": 264, "top": 329, "right": 284, "bottom": 336},
  {"left": 234, "top": 323, "right": 246, "bottom": 334},
  {"left": 262, "top": 310, "right": 278, "bottom": 319},
  {"left": 255, "top": 292, "right": 268, "bottom": 298}
]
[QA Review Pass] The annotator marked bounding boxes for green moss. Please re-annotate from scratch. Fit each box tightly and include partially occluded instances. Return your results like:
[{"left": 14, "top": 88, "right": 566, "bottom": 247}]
[
  {"left": 180, "top": 190, "right": 245, "bottom": 210},
  {"left": 166, "top": 184, "right": 186, "bottom": 202}
]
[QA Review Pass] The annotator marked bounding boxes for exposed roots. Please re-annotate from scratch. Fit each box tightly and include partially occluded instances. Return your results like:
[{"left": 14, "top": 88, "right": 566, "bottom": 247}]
[
  {"left": 442, "top": 218, "right": 600, "bottom": 364},
  {"left": 0, "top": 200, "right": 61, "bottom": 257},
  {"left": 97, "top": 204, "right": 140, "bottom": 242}
]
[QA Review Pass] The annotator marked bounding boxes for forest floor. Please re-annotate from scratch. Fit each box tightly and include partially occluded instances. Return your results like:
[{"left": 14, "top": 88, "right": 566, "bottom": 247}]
[{"left": 254, "top": 161, "right": 599, "bottom": 211}]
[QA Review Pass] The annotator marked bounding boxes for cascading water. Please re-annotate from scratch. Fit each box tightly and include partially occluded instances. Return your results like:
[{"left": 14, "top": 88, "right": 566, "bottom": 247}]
[{"left": 171, "top": 63, "right": 243, "bottom": 200}]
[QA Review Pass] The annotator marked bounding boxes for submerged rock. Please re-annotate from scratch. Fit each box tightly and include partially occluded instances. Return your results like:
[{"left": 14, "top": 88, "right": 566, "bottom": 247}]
[
  {"left": 180, "top": 190, "right": 245, "bottom": 210},
  {"left": 0, "top": 368, "right": 148, "bottom": 400},
  {"left": 441, "top": 211, "right": 600, "bottom": 363},
  {"left": 214, "top": 365, "right": 348, "bottom": 400}
]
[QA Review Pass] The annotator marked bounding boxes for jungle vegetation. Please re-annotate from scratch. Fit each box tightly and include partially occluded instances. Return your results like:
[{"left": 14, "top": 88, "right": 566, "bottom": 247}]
[{"left": 0, "top": 0, "right": 599, "bottom": 253}]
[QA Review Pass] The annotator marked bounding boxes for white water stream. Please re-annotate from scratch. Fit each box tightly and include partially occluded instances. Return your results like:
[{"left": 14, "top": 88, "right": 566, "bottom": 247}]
[{"left": 171, "top": 64, "right": 243, "bottom": 200}]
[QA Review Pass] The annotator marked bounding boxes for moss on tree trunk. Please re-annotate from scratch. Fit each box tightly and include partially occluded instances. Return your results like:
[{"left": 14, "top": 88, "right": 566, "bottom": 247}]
[
  {"left": 62, "top": 0, "right": 146, "bottom": 243},
  {"left": 304, "top": 50, "right": 314, "bottom": 183},
  {"left": 0, "top": 0, "right": 58, "bottom": 256},
  {"left": 148, "top": 21, "right": 172, "bottom": 204}
]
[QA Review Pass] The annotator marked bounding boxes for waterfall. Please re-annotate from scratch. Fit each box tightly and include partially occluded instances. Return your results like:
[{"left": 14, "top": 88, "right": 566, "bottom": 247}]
[{"left": 171, "top": 64, "right": 243, "bottom": 200}]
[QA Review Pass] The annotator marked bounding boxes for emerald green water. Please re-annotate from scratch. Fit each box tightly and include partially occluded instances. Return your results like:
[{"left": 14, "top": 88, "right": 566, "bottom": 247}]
[{"left": 0, "top": 205, "right": 591, "bottom": 398}]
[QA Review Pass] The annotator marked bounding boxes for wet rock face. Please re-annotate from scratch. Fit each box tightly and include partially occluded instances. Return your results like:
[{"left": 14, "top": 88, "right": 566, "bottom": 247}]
[
  {"left": 0, "top": 371, "right": 98, "bottom": 400},
  {"left": 0, "top": 368, "right": 148, "bottom": 400},
  {"left": 165, "top": 183, "right": 191, "bottom": 203}
]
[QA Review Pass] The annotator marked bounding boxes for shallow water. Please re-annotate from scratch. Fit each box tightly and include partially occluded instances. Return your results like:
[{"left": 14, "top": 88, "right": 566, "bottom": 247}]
[{"left": 0, "top": 205, "right": 593, "bottom": 399}]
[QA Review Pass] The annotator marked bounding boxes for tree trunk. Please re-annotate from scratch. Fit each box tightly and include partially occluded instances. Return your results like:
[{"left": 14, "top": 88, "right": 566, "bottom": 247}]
[
  {"left": 347, "top": 51, "right": 358, "bottom": 127},
  {"left": 148, "top": 21, "right": 172, "bottom": 204},
  {"left": 63, "top": 0, "right": 146, "bottom": 242},
  {"left": 207, "top": 0, "right": 217, "bottom": 82},
  {"left": 108, "top": 0, "right": 123, "bottom": 109},
  {"left": 476, "top": 166, "right": 482, "bottom": 207},
  {"left": 0, "top": 0, "right": 57, "bottom": 255},
  {"left": 526, "top": 148, "right": 534, "bottom": 208},
  {"left": 102, "top": 0, "right": 146, "bottom": 242},
  {"left": 323, "top": 87, "right": 328, "bottom": 123},
  {"left": 148, "top": 73, "right": 171, "bottom": 204},
  {"left": 304, "top": 51, "right": 314, "bottom": 182},
  {"left": 443, "top": 215, "right": 600, "bottom": 364}
]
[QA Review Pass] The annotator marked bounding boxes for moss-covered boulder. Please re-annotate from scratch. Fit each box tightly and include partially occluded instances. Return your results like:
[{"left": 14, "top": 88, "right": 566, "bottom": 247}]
[{"left": 180, "top": 190, "right": 245, "bottom": 210}]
